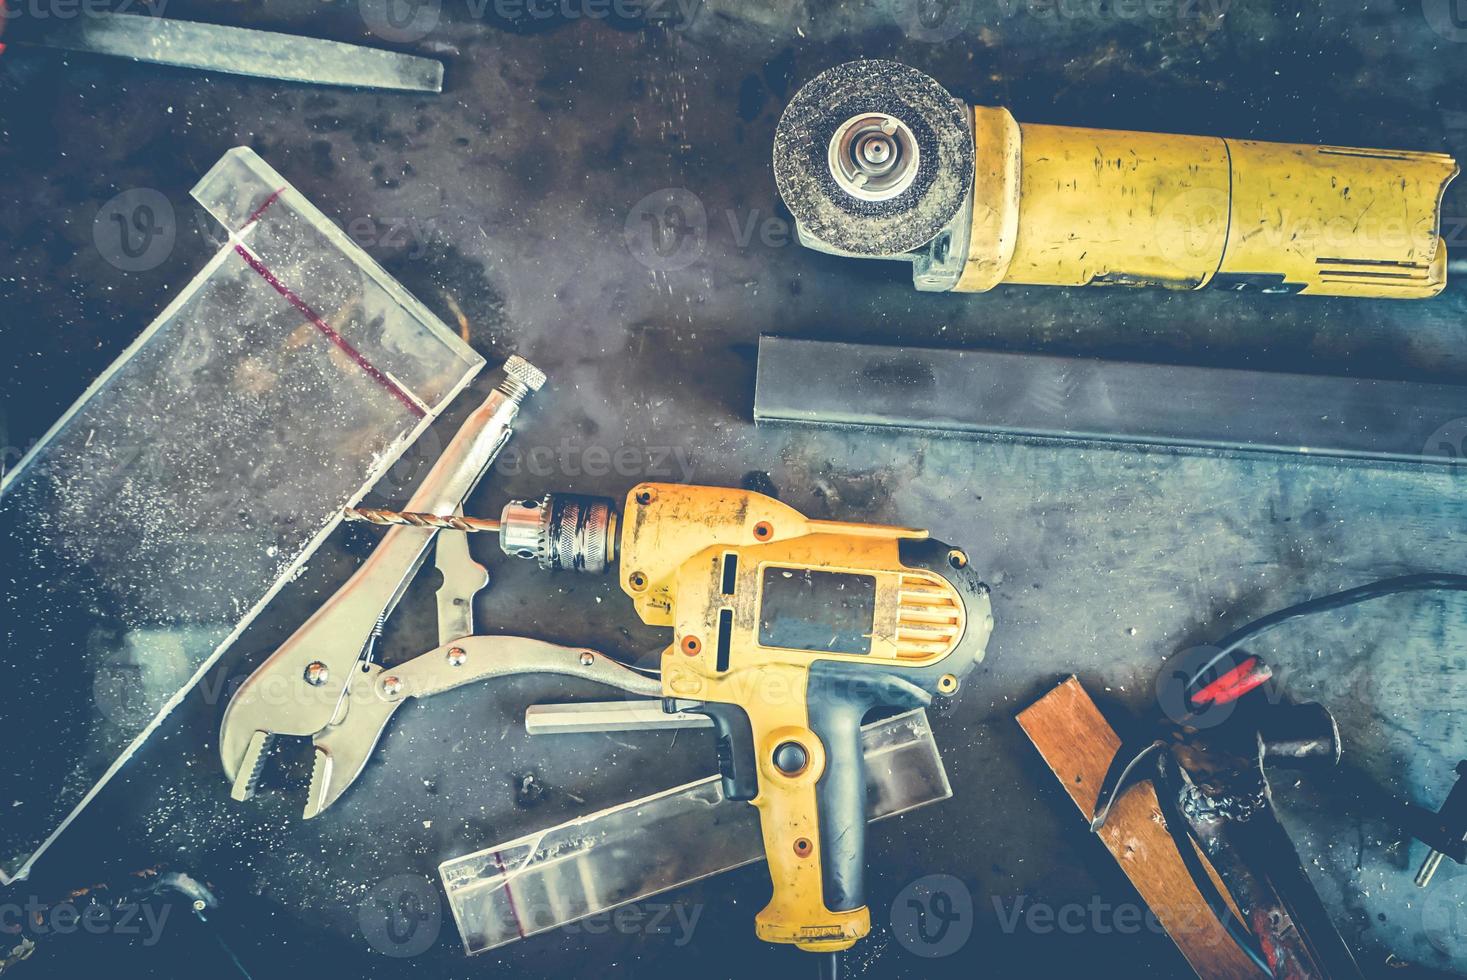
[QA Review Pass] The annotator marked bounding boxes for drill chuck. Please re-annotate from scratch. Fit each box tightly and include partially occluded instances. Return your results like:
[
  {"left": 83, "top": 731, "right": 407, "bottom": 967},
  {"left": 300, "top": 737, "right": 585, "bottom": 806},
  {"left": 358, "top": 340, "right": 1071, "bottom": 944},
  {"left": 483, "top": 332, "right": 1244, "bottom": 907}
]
[{"left": 497, "top": 493, "right": 617, "bottom": 573}]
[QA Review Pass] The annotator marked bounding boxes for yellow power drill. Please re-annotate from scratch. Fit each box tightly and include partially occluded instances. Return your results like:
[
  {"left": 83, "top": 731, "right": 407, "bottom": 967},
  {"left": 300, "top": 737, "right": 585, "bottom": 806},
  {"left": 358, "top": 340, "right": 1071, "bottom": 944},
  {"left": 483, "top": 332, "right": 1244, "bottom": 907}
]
[{"left": 347, "top": 483, "right": 995, "bottom": 961}]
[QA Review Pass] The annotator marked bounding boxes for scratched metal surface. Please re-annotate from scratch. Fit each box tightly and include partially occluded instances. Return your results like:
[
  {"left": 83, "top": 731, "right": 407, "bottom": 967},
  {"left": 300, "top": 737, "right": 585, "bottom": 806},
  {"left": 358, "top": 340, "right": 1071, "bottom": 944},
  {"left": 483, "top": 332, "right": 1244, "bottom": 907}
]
[{"left": 1, "top": 1, "right": 1466, "bottom": 978}]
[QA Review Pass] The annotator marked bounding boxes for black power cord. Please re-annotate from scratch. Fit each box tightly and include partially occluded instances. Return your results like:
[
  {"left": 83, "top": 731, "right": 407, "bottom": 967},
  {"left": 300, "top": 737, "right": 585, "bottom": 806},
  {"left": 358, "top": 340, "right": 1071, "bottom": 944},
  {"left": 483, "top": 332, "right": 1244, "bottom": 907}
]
[{"left": 1183, "top": 573, "right": 1467, "bottom": 693}]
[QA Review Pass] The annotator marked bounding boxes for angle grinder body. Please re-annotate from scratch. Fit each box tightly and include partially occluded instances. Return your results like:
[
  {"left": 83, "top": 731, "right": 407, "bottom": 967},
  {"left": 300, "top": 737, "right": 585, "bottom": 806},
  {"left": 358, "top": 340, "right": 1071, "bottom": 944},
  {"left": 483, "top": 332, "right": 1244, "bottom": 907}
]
[{"left": 774, "top": 60, "right": 1459, "bottom": 298}]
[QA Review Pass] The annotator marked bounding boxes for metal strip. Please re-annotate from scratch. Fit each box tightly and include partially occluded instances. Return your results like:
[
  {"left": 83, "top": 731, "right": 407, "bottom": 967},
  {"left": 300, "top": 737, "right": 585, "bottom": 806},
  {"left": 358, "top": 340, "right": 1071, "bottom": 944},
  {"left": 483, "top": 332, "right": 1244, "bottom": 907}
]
[
  {"left": 26, "top": 13, "right": 444, "bottom": 93},
  {"left": 524, "top": 700, "right": 713, "bottom": 734},
  {"left": 754, "top": 336, "right": 1467, "bottom": 466}
]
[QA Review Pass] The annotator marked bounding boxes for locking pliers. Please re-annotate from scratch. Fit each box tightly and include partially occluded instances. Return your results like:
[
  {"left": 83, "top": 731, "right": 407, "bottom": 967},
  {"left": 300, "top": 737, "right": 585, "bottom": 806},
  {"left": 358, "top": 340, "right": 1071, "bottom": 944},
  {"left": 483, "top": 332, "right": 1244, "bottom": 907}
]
[{"left": 218, "top": 355, "right": 659, "bottom": 817}]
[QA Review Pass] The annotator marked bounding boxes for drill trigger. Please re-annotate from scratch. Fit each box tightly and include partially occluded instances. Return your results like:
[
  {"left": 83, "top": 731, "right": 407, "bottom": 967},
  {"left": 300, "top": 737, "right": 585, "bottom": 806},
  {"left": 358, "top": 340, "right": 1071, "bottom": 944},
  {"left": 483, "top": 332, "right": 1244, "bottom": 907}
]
[{"left": 687, "top": 701, "right": 759, "bottom": 801}]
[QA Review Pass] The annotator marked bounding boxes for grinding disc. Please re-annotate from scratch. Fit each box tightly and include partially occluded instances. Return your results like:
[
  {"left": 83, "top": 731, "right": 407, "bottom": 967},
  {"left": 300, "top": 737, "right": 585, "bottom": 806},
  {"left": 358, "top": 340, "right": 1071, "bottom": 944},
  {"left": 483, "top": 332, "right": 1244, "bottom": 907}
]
[{"left": 773, "top": 60, "right": 975, "bottom": 258}]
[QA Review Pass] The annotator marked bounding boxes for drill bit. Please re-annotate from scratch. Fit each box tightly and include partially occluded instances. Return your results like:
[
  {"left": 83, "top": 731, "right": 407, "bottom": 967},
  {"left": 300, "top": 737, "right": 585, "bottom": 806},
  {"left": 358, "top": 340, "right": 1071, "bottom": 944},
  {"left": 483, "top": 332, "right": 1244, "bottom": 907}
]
[{"left": 343, "top": 507, "right": 501, "bottom": 533}]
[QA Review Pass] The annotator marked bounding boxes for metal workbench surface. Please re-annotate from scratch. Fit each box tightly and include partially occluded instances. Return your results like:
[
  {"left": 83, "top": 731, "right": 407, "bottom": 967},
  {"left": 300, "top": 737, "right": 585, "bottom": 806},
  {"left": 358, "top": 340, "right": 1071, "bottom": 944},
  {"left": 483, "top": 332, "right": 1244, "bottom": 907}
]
[{"left": 1, "top": 1, "right": 1465, "bottom": 978}]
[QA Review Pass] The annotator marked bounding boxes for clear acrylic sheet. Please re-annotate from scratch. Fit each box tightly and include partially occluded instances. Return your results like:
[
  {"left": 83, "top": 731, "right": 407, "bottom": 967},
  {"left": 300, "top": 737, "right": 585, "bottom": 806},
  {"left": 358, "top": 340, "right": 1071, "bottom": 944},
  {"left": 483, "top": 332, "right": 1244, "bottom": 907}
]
[
  {"left": 0, "top": 147, "right": 482, "bottom": 883},
  {"left": 439, "top": 708, "right": 952, "bottom": 954}
]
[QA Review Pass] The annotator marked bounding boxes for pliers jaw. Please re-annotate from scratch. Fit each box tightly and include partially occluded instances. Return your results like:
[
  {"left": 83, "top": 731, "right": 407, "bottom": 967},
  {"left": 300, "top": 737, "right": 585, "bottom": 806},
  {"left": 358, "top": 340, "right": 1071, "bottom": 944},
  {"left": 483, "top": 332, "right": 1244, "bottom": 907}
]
[
  {"left": 218, "top": 593, "right": 397, "bottom": 809},
  {"left": 222, "top": 668, "right": 401, "bottom": 820},
  {"left": 220, "top": 650, "right": 401, "bottom": 819}
]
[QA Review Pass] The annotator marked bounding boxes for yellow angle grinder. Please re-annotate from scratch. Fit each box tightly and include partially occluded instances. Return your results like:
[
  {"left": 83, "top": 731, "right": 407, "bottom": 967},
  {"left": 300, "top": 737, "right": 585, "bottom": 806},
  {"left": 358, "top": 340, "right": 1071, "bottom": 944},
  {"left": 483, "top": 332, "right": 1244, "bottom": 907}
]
[{"left": 773, "top": 60, "right": 1459, "bottom": 298}]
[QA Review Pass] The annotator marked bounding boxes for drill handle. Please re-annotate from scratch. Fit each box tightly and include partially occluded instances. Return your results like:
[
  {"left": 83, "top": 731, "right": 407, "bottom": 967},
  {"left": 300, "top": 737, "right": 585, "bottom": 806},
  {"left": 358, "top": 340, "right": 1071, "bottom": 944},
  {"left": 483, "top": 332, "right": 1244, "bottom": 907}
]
[
  {"left": 746, "top": 688, "right": 871, "bottom": 953},
  {"left": 803, "top": 690, "right": 870, "bottom": 916},
  {"left": 705, "top": 667, "right": 931, "bottom": 952}
]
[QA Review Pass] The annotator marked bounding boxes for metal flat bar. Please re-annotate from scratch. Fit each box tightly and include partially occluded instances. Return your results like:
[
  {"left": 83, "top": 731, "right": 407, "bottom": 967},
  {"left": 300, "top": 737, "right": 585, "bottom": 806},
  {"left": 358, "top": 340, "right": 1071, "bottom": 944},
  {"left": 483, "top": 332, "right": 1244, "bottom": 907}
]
[
  {"left": 26, "top": 13, "right": 443, "bottom": 93},
  {"left": 525, "top": 700, "right": 712, "bottom": 735},
  {"left": 754, "top": 336, "right": 1467, "bottom": 466}
]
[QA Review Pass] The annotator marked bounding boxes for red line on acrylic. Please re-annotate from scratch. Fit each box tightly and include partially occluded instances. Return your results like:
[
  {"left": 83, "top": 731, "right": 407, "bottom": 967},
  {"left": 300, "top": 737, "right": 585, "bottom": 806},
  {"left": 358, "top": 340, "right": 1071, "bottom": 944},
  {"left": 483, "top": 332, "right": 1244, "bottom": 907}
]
[
  {"left": 491, "top": 850, "right": 528, "bottom": 940},
  {"left": 241, "top": 187, "right": 286, "bottom": 228},
  {"left": 233, "top": 244, "right": 425, "bottom": 418},
  {"left": 229, "top": 187, "right": 424, "bottom": 418}
]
